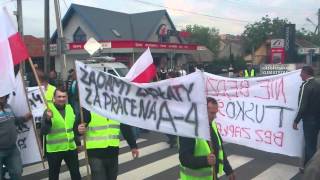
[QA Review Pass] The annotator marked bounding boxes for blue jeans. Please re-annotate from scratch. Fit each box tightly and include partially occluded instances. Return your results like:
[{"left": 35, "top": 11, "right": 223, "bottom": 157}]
[{"left": 0, "top": 146, "right": 22, "bottom": 180}]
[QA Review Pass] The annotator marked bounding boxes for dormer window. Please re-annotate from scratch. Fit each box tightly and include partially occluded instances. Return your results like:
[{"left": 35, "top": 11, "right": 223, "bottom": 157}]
[
  {"left": 73, "top": 27, "right": 87, "bottom": 42},
  {"left": 111, "top": 29, "right": 121, "bottom": 38}
]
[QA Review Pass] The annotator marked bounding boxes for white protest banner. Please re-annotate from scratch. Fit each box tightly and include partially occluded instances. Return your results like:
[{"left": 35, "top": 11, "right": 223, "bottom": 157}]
[
  {"left": 76, "top": 61, "right": 210, "bottom": 140},
  {"left": 205, "top": 71, "right": 304, "bottom": 157},
  {"left": 27, "top": 86, "right": 46, "bottom": 127},
  {"left": 8, "top": 73, "right": 42, "bottom": 165}
]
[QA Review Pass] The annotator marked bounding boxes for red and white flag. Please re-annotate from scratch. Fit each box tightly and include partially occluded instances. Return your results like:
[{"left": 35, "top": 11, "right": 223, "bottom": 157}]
[
  {"left": 125, "top": 47, "right": 156, "bottom": 83},
  {"left": 0, "top": 7, "right": 29, "bottom": 97}
]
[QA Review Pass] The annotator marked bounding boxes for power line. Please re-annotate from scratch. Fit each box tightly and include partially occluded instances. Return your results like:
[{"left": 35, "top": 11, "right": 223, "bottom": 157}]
[
  {"left": 129, "top": 0, "right": 251, "bottom": 24},
  {"left": 224, "top": 0, "right": 316, "bottom": 12}
]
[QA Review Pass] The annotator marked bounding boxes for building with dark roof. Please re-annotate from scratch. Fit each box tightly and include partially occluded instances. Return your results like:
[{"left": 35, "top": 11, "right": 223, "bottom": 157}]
[{"left": 51, "top": 4, "right": 204, "bottom": 73}]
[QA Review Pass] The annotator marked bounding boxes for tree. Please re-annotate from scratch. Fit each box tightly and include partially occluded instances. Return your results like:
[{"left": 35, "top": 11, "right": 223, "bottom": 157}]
[
  {"left": 296, "top": 28, "right": 320, "bottom": 46},
  {"left": 185, "top": 25, "right": 220, "bottom": 58},
  {"left": 241, "top": 16, "right": 290, "bottom": 54}
]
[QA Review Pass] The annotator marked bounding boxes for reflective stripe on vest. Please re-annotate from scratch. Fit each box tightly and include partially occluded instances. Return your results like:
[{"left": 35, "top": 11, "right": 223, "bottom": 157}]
[
  {"left": 86, "top": 113, "right": 120, "bottom": 149},
  {"left": 45, "top": 84, "right": 56, "bottom": 103},
  {"left": 46, "top": 104, "right": 76, "bottom": 153},
  {"left": 180, "top": 138, "right": 213, "bottom": 180},
  {"left": 211, "top": 121, "right": 224, "bottom": 175},
  {"left": 87, "top": 124, "right": 120, "bottom": 131},
  {"left": 180, "top": 166, "right": 212, "bottom": 177},
  {"left": 244, "top": 69, "right": 255, "bottom": 77},
  {"left": 50, "top": 128, "right": 73, "bottom": 134},
  {"left": 86, "top": 135, "right": 120, "bottom": 141},
  {"left": 46, "top": 138, "right": 75, "bottom": 145}
]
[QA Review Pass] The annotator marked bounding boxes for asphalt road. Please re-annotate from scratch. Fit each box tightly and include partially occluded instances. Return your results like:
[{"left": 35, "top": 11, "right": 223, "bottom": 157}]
[{"left": 22, "top": 131, "right": 304, "bottom": 180}]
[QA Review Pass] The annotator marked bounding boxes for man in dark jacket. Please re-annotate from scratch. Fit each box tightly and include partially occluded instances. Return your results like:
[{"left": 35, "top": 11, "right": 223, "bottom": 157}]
[
  {"left": 293, "top": 66, "right": 320, "bottom": 169},
  {"left": 41, "top": 88, "right": 81, "bottom": 180},
  {"left": 78, "top": 109, "right": 139, "bottom": 180},
  {"left": 0, "top": 94, "right": 32, "bottom": 179},
  {"left": 179, "top": 97, "right": 235, "bottom": 180}
]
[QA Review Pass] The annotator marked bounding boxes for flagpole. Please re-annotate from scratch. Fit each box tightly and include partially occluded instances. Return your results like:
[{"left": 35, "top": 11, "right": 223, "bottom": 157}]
[
  {"left": 74, "top": 61, "right": 91, "bottom": 180},
  {"left": 28, "top": 57, "right": 50, "bottom": 167},
  {"left": 208, "top": 142, "right": 217, "bottom": 180},
  {"left": 18, "top": 65, "right": 46, "bottom": 169},
  {"left": 28, "top": 58, "right": 49, "bottom": 108}
]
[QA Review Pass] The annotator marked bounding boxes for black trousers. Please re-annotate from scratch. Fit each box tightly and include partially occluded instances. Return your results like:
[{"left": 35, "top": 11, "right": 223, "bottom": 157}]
[
  {"left": 47, "top": 150, "right": 81, "bottom": 180},
  {"left": 303, "top": 120, "right": 320, "bottom": 166},
  {"left": 88, "top": 155, "right": 118, "bottom": 180}
]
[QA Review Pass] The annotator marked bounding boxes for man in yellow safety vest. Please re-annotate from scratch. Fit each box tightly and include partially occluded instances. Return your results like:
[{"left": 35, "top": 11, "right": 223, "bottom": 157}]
[
  {"left": 244, "top": 64, "right": 256, "bottom": 78},
  {"left": 41, "top": 88, "right": 81, "bottom": 180},
  {"left": 78, "top": 109, "right": 139, "bottom": 180},
  {"left": 178, "top": 97, "right": 235, "bottom": 180}
]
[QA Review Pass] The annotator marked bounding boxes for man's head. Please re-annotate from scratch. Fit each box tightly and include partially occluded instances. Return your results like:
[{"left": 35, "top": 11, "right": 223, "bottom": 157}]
[
  {"left": 53, "top": 87, "right": 68, "bottom": 106},
  {"left": 300, "top": 66, "right": 314, "bottom": 81},
  {"left": 49, "top": 70, "right": 57, "bottom": 79},
  {"left": 207, "top": 97, "right": 219, "bottom": 123},
  {"left": 160, "top": 56, "right": 168, "bottom": 69}
]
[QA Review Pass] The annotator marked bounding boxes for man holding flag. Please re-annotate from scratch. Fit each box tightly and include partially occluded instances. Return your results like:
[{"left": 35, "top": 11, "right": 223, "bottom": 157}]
[
  {"left": 0, "top": 6, "right": 32, "bottom": 179},
  {"left": 77, "top": 48, "right": 156, "bottom": 179}
]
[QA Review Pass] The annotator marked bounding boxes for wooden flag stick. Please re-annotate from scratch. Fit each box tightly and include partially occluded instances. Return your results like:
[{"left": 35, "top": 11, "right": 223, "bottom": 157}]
[
  {"left": 208, "top": 126, "right": 217, "bottom": 180},
  {"left": 28, "top": 57, "right": 49, "bottom": 108},
  {"left": 18, "top": 65, "right": 46, "bottom": 169},
  {"left": 28, "top": 57, "right": 49, "bottom": 168}
]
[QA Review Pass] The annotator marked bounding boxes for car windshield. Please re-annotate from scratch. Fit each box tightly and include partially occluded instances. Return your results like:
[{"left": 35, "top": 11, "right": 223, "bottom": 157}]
[{"left": 116, "top": 68, "right": 129, "bottom": 77}]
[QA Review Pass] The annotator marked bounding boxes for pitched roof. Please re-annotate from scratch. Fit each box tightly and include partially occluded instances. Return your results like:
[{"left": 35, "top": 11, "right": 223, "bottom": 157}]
[
  {"left": 52, "top": 4, "right": 178, "bottom": 42},
  {"left": 23, "top": 35, "right": 44, "bottom": 57},
  {"left": 296, "top": 38, "right": 319, "bottom": 48}
]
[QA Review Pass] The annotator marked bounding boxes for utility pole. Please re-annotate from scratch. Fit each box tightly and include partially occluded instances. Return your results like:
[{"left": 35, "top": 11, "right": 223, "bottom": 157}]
[
  {"left": 16, "top": 0, "right": 26, "bottom": 75},
  {"left": 54, "top": 0, "right": 67, "bottom": 80},
  {"left": 16, "top": 0, "right": 23, "bottom": 35},
  {"left": 317, "top": 9, "right": 320, "bottom": 36},
  {"left": 44, "top": 0, "right": 50, "bottom": 74}
]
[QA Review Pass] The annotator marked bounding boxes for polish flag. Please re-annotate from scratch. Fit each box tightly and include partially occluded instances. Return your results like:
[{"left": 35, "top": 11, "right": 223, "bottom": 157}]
[
  {"left": 125, "top": 47, "right": 156, "bottom": 83},
  {"left": 0, "top": 7, "right": 29, "bottom": 97}
]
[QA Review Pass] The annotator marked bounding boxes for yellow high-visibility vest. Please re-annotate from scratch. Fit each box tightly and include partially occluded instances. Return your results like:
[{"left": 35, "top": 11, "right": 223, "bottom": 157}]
[
  {"left": 46, "top": 103, "right": 76, "bottom": 153},
  {"left": 211, "top": 121, "right": 224, "bottom": 175},
  {"left": 180, "top": 138, "right": 213, "bottom": 180},
  {"left": 45, "top": 84, "right": 56, "bottom": 103},
  {"left": 86, "top": 113, "right": 120, "bottom": 149},
  {"left": 179, "top": 120, "right": 225, "bottom": 180},
  {"left": 244, "top": 69, "right": 255, "bottom": 77}
]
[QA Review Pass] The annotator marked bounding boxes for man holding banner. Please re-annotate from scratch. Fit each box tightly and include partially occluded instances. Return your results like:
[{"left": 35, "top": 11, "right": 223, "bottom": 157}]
[
  {"left": 78, "top": 109, "right": 139, "bottom": 180},
  {"left": 293, "top": 66, "right": 320, "bottom": 169},
  {"left": 179, "top": 97, "right": 235, "bottom": 180},
  {"left": 0, "top": 94, "right": 32, "bottom": 179}
]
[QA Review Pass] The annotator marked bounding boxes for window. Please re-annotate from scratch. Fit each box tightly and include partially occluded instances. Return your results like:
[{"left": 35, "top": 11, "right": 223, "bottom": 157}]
[{"left": 73, "top": 27, "right": 87, "bottom": 42}]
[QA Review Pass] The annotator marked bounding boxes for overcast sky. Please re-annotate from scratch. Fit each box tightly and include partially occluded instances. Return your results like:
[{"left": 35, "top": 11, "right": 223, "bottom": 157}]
[{"left": 1, "top": 0, "right": 319, "bottom": 37}]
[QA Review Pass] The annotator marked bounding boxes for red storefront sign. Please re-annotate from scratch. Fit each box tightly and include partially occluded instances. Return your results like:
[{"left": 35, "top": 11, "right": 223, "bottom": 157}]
[
  {"left": 68, "top": 40, "right": 197, "bottom": 50},
  {"left": 270, "top": 48, "right": 285, "bottom": 64}
]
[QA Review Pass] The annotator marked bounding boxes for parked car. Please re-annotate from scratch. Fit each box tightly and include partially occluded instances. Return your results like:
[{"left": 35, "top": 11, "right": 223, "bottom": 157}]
[{"left": 81, "top": 56, "right": 129, "bottom": 77}]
